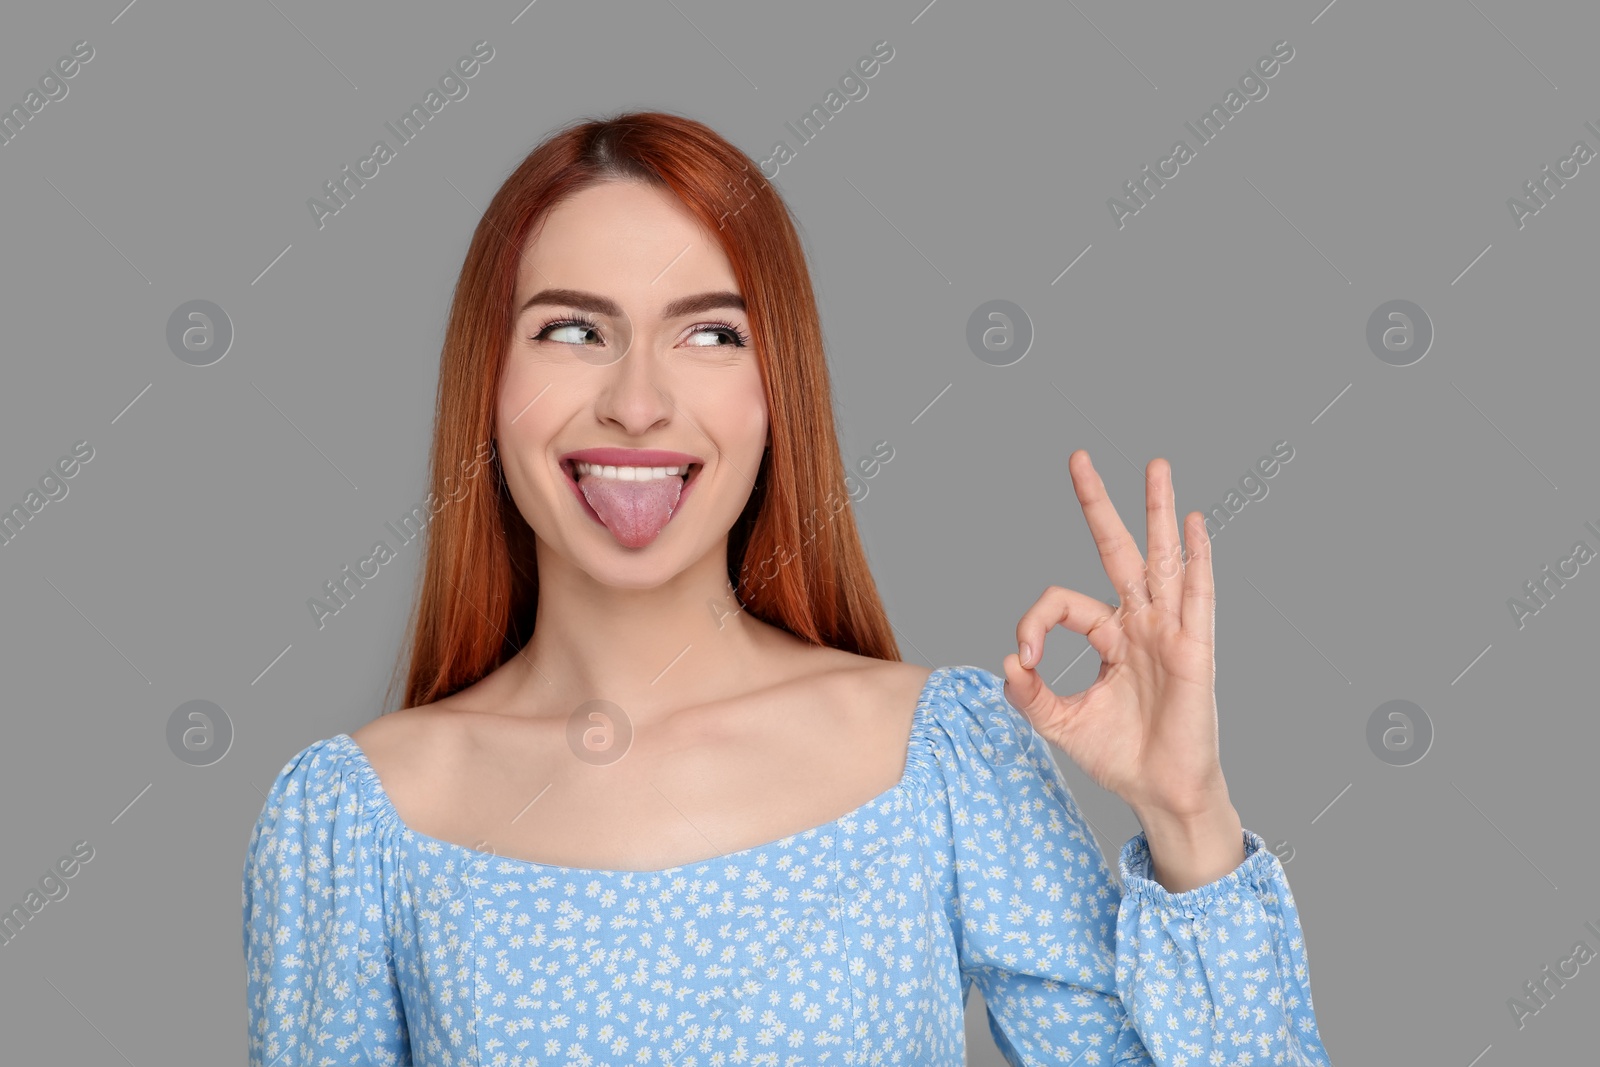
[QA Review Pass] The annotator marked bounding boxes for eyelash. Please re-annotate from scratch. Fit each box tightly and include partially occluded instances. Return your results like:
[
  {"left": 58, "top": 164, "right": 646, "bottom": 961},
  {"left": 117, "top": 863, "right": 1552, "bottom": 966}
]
[{"left": 533, "top": 313, "right": 750, "bottom": 348}]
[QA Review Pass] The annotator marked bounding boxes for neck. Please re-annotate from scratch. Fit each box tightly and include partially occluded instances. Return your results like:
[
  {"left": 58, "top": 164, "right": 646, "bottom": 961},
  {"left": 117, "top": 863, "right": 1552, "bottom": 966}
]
[{"left": 509, "top": 534, "right": 783, "bottom": 721}]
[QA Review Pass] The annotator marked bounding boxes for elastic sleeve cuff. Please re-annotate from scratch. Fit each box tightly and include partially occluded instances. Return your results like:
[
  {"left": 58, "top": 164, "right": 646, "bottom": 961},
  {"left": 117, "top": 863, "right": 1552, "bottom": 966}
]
[{"left": 1118, "top": 827, "right": 1281, "bottom": 914}]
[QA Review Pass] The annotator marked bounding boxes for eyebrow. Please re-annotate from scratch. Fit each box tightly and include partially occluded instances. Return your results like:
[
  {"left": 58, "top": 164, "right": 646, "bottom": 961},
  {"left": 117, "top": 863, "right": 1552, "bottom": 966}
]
[{"left": 518, "top": 288, "right": 746, "bottom": 320}]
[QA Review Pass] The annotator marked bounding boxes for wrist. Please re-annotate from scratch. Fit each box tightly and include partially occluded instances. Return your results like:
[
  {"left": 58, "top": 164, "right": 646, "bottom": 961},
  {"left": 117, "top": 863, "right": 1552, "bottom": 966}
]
[{"left": 1132, "top": 799, "right": 1246, "bottom": 894}]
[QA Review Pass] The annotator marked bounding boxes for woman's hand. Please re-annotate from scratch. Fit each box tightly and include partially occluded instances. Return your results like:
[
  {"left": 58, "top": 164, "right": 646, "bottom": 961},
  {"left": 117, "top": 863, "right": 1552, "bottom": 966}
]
[{"left": 1001, "top": 450, "right": 1243, "bottom": 890}]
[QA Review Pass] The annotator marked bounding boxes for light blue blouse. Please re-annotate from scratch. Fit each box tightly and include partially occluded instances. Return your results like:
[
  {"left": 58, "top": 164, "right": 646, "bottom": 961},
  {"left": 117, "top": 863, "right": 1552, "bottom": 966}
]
[{"left": 242, "top": 664, "right": 1331, "bottom": 1065}]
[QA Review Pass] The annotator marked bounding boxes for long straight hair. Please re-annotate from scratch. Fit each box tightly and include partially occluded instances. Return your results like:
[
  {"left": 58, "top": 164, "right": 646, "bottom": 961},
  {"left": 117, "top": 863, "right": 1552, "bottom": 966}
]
[{"left": 384, "top": 110, "right": 899, "bottom": 713}]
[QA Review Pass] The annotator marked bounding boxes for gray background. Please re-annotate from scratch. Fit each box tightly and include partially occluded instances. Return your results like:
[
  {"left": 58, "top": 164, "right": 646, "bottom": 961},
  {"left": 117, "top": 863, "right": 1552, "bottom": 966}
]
[{"left": 1, "top": 0, "right": 1595, "bottom": 1063}]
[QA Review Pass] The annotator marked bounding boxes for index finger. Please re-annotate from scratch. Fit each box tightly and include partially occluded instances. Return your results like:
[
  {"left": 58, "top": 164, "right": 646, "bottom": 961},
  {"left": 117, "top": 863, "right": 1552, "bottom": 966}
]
[{"left": 1068, "top": 449, "right": 1148, "bottom": 610}]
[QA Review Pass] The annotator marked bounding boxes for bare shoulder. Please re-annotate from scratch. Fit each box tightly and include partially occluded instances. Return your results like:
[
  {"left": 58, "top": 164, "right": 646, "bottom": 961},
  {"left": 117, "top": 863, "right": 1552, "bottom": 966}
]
[
  {"left": 808, "top": 650, "right": 935, "bottom": 727},
  {"left": 862, "top": 657, "right": 936, "bottom": 707},
  {"left": 346, "top": 696, "right": 471, "bottom": 795}
]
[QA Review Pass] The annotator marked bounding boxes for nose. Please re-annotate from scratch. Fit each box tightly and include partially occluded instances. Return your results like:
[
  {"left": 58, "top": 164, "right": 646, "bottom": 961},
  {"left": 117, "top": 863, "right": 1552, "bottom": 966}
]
[{"left": 591, "top": 329, "right": 673, "bottom": 436}]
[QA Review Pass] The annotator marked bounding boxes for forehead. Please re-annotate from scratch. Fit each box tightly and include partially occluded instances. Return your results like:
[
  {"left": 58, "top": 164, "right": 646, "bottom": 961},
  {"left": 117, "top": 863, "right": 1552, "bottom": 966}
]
[{"left": 514, "top": 179, "right": 740, "bottom": 309}]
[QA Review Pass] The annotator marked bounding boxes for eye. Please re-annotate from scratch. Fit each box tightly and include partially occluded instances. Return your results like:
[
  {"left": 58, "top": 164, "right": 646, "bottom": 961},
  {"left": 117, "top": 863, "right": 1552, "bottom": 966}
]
[
  {"left": 683, "top": 320, "right": 750, "bottom": 348},
  {"left": 533, "top": 313, "right": 603, "bottom": 346}
]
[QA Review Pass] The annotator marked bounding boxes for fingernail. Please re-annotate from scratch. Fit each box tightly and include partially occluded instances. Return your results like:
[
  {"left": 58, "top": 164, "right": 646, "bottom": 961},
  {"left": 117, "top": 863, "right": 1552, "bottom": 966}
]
[{"left": 1019, "top": 642, "right": 1032, "bottom": 668}]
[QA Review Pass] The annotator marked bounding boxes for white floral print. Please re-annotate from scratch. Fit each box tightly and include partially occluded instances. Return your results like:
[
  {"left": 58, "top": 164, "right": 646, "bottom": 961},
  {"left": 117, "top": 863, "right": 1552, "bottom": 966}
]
[{"left": 243, "top": 664, "right": 1331, "bottom": 1065}]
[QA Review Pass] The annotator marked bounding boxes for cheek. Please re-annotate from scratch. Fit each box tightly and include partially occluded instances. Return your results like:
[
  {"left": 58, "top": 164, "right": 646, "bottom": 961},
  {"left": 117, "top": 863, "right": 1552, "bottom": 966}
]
[
  {"left": 729, "top": 368, "right": 769, "bottom": 447},
  {"left": 495, "top": 378, "right": 561, "bottom": 479},
  {"left": 498, "top": 355, "right": 547, "bottom": 418}
]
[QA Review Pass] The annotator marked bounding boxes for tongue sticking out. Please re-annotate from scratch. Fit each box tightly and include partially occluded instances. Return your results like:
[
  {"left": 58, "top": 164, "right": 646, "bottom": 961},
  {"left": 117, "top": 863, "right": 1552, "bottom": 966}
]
[{"left": 577, "top": 471, "right": 685, "bottom": 548}]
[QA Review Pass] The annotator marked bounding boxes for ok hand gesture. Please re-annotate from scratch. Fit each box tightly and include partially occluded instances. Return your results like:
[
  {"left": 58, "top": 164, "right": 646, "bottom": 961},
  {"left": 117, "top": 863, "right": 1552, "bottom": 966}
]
[{"left": 1001, "top": 451, "right": 1243, "bottom": 889}]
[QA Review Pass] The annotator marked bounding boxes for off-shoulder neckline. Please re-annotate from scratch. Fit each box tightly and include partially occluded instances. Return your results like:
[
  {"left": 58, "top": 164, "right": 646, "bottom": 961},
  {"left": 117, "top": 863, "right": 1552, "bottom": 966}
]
[{"left": 330, "top": 664, "right": 967, "bottom": 878}]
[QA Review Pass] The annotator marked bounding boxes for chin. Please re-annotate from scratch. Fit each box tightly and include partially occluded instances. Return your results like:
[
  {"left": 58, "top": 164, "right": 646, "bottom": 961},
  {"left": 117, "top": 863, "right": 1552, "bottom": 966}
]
[{"left": 577, "top": 548, "right": 688, "bottom": 588}]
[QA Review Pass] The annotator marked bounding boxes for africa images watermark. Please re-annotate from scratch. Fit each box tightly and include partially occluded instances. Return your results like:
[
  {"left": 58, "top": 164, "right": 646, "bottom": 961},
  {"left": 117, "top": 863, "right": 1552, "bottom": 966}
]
[
  {"left": 845, "top": 439, "right": 895, "bottom": 502},
  {"left": 756, "top": 39, "right": 895, "bottom": 180},
  {"left": 307, "top": 40, "right": 495, "bottom": 230},
  {"left": 1507, "top": 915, "right": 1600, "bottom": 1030},
  {"left": 707, "top": 467, "right": 878, "bottom": 630},
  {"left": 0, "top": 440, "right": 96, "bottom": 549},
  {"left": 1506, "top": 116, "right": 1600, "bottom": 230},
  {"left": 1505, "top": 516, "right": 1600, "bottom": 630},
  {"left": 1108, "top": 38, "right": 1296, "bottom": 229},
  {"left": 1203, "top": 439, "right": 1294, "bottom": 541},
  {"left": 0, "top": 39, "right": 95, "bottom": 150},
  {"left": 1093, "top": 441, "right": 1295, "bottom": 634},
  {"left": 307, "top": 439, "right": 497, "bottom": 629},
  {"left": 0, "top": 840, "right": 95, "bottom": 948}
]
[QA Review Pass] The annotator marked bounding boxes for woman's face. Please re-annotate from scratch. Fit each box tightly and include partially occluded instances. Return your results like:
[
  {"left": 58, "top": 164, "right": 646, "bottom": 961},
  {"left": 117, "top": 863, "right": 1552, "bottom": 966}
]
[{"left": 497, "top": 178, "right": 768, "bottom": 589}]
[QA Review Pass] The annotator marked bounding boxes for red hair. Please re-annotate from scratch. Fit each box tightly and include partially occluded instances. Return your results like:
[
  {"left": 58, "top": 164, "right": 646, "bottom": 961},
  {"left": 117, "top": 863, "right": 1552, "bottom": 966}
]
[{"left": 385, "top": 110, "right": 899, "bottom": 712}]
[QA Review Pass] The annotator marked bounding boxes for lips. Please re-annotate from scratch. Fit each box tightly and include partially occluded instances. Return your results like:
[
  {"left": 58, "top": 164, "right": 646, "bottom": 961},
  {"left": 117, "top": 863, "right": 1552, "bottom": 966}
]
[{"left": 559, "top": 447, "right": 704, "bottom": 468}]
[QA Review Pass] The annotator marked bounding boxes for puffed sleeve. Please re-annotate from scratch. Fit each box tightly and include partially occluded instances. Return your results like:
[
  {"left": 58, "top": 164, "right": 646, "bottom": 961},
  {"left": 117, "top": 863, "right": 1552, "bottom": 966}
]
[
  {"left": 926, "top": 666, "right": 1331, "bottom": 1066},
  {"left": 242, "top": 737, "right": 411, "bottom": 1066}
]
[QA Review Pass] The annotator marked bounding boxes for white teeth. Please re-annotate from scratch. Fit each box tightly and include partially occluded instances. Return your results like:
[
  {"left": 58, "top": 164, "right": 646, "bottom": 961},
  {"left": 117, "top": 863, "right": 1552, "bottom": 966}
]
[{"left": 573, "top": 461, "right": 687, "bottom": 480}]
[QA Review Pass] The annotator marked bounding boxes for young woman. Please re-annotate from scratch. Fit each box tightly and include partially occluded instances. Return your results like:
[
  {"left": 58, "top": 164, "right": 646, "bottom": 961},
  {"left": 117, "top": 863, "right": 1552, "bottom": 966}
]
[{"left": 243, "top": 112, "right": 1331, "bottom": 1066}]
